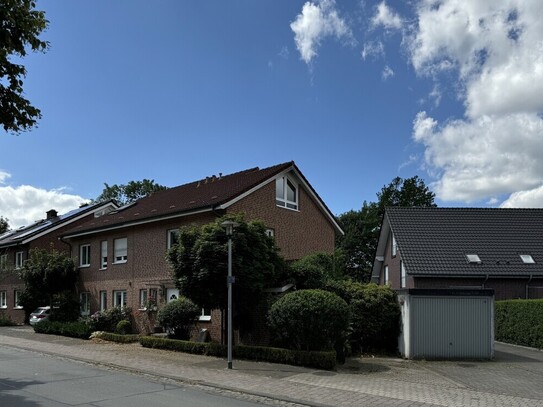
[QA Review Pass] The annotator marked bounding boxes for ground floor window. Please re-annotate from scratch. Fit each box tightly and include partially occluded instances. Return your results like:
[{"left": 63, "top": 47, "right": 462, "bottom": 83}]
[
  {"left": 114, "top": 290, "right": 127, "bottom": 308},
  {"left": 0, "top": 291, "right": 6, "bottom": 308},
  {"left": 139, "top": 289, "right": 148, "bottom": 309},
  {"left": 14, "top": 290, "right": 22, "bottom": 308},
  {"left": 199, "top": 308, "right": 212, "bottom": 321},
  {"left": 80, "top": 292, "right": 90, "bottom": 316},
  {"left": 100, "top": 291, "right": 107, "bottom": 312}
]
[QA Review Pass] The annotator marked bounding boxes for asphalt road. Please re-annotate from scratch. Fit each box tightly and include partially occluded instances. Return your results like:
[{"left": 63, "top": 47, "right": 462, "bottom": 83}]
[{"left": 0, "top": 346, "right": 277, "bottom": 407}]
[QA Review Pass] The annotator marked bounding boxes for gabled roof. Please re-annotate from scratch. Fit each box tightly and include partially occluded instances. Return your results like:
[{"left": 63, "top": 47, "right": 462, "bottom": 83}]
[
  {"left": 372, "top": 207, "right": 543, "bottom": 279},
  {"left": 63, "top": 161, "right": 343, "bottom": 238},
  {"left": 0, "top": 201, "right": 118, "bottom": 248}
]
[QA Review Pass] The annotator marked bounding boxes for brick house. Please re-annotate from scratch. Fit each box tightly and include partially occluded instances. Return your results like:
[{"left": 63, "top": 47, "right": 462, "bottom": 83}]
[
  {"left": 0, "top": 201, "right": 119, "bottom": 323},
  {"left": 371, "top": 207, "right": 543, "bottom": 300},
  {"left": 61, "top": 161, "right": 343, "bottom": 338}
]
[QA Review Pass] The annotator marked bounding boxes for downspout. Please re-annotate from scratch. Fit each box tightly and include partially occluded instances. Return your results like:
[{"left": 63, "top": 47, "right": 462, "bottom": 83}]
[
  {"left": 482, "top": 274, "right": 489, "bottom": 289},
  {"left": 526, "top": 274, "right": 533, "bottom": 299}
]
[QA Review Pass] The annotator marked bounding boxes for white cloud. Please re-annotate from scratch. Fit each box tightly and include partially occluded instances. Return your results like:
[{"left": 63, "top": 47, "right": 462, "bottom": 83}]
[
  {"left": 361, "top": 40, "right": 385, "bottom": 60},
  {"left": 278, "top": 46, "right": 290, "bottom": 60},
  {"left": 0, "top": 171, "right": 11, "bottom": 184},
  {"left": 407, "top": 0, "right": 543, "bottom": 204},
  {"left": 0, "top": 181, "right": 89, "bottom": 229},
  {"left": 371, "top": 1, "right": 403, "bottom": 30},
  {"left": 291, "top": 0, "right": 353, "bottom": 64},
  {"left": 500, "top": 186, "right": 543, "bottom": 208},
  {"left": 382, "top": 65, "right": 394, "bottom": 80}
]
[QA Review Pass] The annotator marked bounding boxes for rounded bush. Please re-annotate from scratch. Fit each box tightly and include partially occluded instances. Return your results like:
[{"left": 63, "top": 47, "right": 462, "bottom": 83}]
[
  {"left": 268, "top": 289, "right": 349, "bottom": 352},
  {"left": 157, "top": 297, "right": 200, "bottom": 339},
  {"left": 115, "top": 320, "right": 132, "bottom": 335}
]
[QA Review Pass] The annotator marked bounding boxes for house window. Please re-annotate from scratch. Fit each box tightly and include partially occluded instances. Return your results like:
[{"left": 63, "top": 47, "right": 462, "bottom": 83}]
[
  {"left": 384, "top": 265, "right": 389, "bottom": 285},
  {"left": 80, "top": 292, "right": 90, "bottom": 316},
  {"left": 0, "top": 254, "right": 7, "bottom": 270},
  {"left": 113, "top": 238, "right": 127, "bottom": 263},
  {"left": 14, "top": 290, "right": 22, "bottom": 308},
  {"left": 199, "top": 308, "right": 212, "bottom": 322},
  {"left": 114, "top": 290, "right": 127, "bottom": 308},
  {"left": 391, "top": 234, "right": 397, "bottom": 257},
  {"left": 520, "top": 254, "right": 535, "bottom": 264},
  {"left": 139, "top": 289, "right": 148, "bottom": 309},
  {"left": 0, "top": 291, "right": 6, "bottom": 308},
  {"left": 466, "top": 254, "right": 481, "bottom": 264},
  {"left": 400, "top": 261, "right": 406, "bottom": 288},
  {"left": 275, "top": 176, "right": 298, "bottom": 210},
  {"left": 167, "top": 229, "right": 179, "bottom": 250},
  {"left": 100, "top": 241, "right": 108, "bottom": 269},
  {"left": 100, "top": 291, "right": 107, "bottom": 312},
  {"left": 15, "top": 251, "right": 24, "bottom": 269},
  {"left": 79, "top": 244, "right": 90, "bottom": 267},
  {"left": 149, "top": 288, "right": 158, "bottom": 304},
  {"left": 265, "top": 228, "right": 275, "bottom": 238}
]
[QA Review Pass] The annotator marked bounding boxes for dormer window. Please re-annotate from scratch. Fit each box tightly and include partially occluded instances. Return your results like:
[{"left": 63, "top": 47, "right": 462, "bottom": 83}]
[
  {"left": 276, "top": 176, "right": 298, "bottom": 210},
  {"left": 520, "top": 254, "right": 535, "bottom": 264},
  {"left": 466, "top": 254, "right": 481, "bottom": 264}
]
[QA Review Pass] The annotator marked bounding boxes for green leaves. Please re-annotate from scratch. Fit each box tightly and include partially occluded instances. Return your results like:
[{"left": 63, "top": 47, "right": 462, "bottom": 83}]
[{"left": 94, "top": 179, "right": 167, "bottom": 205}]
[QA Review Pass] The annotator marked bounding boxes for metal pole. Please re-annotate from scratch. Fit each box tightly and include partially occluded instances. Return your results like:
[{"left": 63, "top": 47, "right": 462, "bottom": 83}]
[{"left": 227, "top": 235, "right": 233, "bottom": 369}]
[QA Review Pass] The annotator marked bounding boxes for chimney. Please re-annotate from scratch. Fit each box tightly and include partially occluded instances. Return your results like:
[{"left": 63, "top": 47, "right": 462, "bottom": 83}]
[{"left": 46, "top": 209, "right": 58, "bottom": 220}]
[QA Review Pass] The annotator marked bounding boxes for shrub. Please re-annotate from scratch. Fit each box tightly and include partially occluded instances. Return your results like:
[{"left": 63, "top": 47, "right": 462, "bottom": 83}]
[
  {"left": 495, "top": 300, "right": 543, "bottom": 349},
  {"left": 88, "top": 307, "right": 131, "bottom": 332},
  {"left": 139, "top": 337, "right": 336, "bottom": 370},
  {"left": 115, "top": 320, "right": 132, "bottom": 335},
  {"left": 93, "top": 332, "right": 140, "bottom": 343},
  {"left": 326, "top": 281, "right": 400, "bottom": 353},
  {"left": 289, "top": 252, "right": 344, "bottom": 289},
  {"left": 157, "top": 297, "right": 199, "bottom": 339},
  {"left": 33, "top": 320, "right": 92, "bottom": 339},
  {"left": 49, "top": 292, "right": 80, "bottom": 322},
  {"left": 268, "top": 289, "right": 349, "bottom": 352},
  {"left": 0, "top": 314, "right": 17, "bottom": 326}
]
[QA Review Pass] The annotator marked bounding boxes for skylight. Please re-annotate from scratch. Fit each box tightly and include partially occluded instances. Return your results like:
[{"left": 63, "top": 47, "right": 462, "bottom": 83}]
[
  {"left": 520, "top": 254, "right": 535, "bottom": 264},
  {"left": 466, "top": 254, "right": 482, "bottom": 264}
]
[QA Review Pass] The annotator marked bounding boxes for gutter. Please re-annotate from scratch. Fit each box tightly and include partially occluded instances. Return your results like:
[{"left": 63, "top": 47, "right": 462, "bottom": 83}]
[{"left": 526, "top": 274, "right": 533, "bottom": 299}]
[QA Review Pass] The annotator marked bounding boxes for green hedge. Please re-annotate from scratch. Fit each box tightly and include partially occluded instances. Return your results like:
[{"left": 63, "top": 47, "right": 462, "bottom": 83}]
[
  {"left": 95, "top": 332, "right": 140, "bottom": 343},
  {"left": 0, "top": 315, "right": 17, "bottom": 326},
  {"left": 140, "top": 336, "right": 336, "bottom": 370},
  {"left": 495, "top": 300, "right": 543, "bottom": 349},
  {"left": 33, "top": 321, "right": 93, "bottom": 339}
]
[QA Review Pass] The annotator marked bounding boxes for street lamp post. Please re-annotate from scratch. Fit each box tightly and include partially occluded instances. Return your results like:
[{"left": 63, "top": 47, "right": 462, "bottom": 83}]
[{"left": 221, "top": 220, "right": 238, "bottom": 369}]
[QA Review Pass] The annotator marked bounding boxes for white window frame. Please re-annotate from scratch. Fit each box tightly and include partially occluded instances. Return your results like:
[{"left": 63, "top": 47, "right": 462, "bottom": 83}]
[
  {"left": 384, "top": 265, "right": 389, "bottom": 285},
  {"left": 0, "top": 291, "right": 6, "bottom": 308},
  {"left": 79, "top": 244, "right": 91, "bottom": 267},
  {"left": 80, "top": 292, "right": 90, "bottom": 316},
  {"left": 400, "top": 261, "right": 406, "bottom": 288},
  {"left": 391, "top": 234, "right": 397, "bottom": 257},
  {"left": 113, "top": 290, "right": 127, "bottom": 308},
  {"left": 100, "top": 291, "right": 107, "bottom": 312},
  {"left": 139, "top": 289, "right": 148, "bottom": 310},
  {"left": 275, "top": 176, "right": 298, "bottom": 210},
  {"left": 0, "top": 254, "right": 7, "bottom": 270},
  {"left": 167, "top": 229, "right": 179, "bottom": 250},
  {"left": 265, "top": 228, "right": 275, "bottom": 238},
  {"left": 100, "top": 240, "right": 108, "bottom": 269},
  {"left": 15, "top": 251, "right": 24, "bottom": 269},
  {"left": 199, "top": 307, "right": 212, "bottom": 322},
  {"left": 14, "top": 290, "right": 22, "bottom": 309},
  {"left": 113, "top": 238, "right": 127, "bottom": 264}
]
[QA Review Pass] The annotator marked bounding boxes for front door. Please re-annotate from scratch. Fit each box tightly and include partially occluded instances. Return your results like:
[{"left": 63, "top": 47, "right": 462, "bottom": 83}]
[{"left": 166, "top": 288, "right": 179, "bottom": 303}]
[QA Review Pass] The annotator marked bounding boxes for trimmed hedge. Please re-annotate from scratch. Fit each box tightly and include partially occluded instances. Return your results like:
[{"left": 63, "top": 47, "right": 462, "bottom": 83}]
[
  {"left": 139, "top": 336, "right": 336, "bottom": 370},
  {"left": 495, "top": 300, "right": 543, "bottom": 349},
  {"left": 95, "top": 332, "right": 140, "bottom": 343},
  {"left": 33, "top": 320, "right": 93, "bottom": 339}
]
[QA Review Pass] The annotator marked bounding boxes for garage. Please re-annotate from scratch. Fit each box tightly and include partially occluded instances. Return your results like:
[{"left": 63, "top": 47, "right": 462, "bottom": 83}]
[{"left": 398, "top": 289, "right": 495, "bottom": 359}]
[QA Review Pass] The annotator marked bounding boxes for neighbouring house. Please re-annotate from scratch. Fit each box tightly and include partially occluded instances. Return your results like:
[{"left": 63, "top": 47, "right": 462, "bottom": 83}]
[
  {"left": 0, "top": 201, "right": 119, "bottom": 323},
  {"left": 61, "top": 161, "right": 343, "bottom": 339},
  {"left": 372, "top": 207, "right": 543, "bottom": 300}
]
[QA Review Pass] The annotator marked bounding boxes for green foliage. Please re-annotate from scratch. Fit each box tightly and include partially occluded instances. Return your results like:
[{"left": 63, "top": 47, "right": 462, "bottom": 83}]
[
  {"left": 0, "top": 0, "right": 49, "bottom": 133},
  {"left": 139, "top": 337, "right": 336, "bottom": 370},
  {"left": 337, "top": 176, "right": 435, "bottom": 282},
  {"left": 88, "top": 307, "right": 131, "bottom": 332},
  {"left": 168, "top": 214, "right": 285, "bottom": 331},
  {"left": 157, "top": 297, "right": 199, "bottom": 339},
  {"left": 115, "top": 319, "right": 132, "bottom": 335},
  {"left": 495, "top": 300, "right": 543, "bottom": 349},
  {"left": 94, "top": 179, "right": 167, "bottom": 205},
  {"left": 0, "top": 314, "right": 17, "bottom": 326},
  {"left": 325, "top": 281, "right": 400, "bottom": 353},
  {"left": 268, "top": 289, "right": 350, "bottom": 352},
  {"left": 289, "top": 252, "right": 344, "bottom": 289},
  {"left": 0, "top": 216, "right": 9, "bottom": 234},
  {"left": 48, "top": 291, "right": 80, "bottom": 322},
  {"left": 33, "top": 320, "right": 92, "bottom": 339},
  {"left": 93, "top": 332, "right": 140, "bottom": 343}
]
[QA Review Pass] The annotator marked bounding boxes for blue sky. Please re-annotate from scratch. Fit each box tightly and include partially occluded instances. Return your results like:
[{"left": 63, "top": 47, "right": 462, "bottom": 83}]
[{"left": 2, "top": 1, "right": 542, "bottom": 228}]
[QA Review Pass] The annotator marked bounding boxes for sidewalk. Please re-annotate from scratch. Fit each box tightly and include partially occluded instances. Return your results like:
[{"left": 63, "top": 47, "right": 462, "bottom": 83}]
[{"left": 1, "top": 326, "right": 543, "bottom": 407}]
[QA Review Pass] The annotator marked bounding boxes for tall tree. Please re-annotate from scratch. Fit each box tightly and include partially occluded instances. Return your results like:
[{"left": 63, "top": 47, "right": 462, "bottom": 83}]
[
  {"left": 94, "top": 179, "right": 167, "bottom": 205},
  {"left": 0, "top": 216, "right": 9, "bottom": 234},
  {"left": 1, "top": 0, "right": 49, "bottom": 134},
  {"left": 337, "top": 176, "right": 436, "bottom": 282}
]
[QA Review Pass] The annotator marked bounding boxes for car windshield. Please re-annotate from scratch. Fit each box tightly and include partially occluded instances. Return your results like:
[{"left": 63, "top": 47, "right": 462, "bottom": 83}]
[{"left": 31, "top": 308, "right": 48, "bottom": 315}]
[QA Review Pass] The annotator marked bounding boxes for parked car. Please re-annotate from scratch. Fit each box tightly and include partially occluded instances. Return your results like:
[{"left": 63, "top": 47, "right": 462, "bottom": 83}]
[{"left": 29, "top": 307, "right": 51, "bottom": 325}]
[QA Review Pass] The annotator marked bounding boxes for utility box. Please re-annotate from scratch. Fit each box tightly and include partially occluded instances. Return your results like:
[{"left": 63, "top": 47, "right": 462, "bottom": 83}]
[{"left": 398, "top": 289, "right": 494, "bottom": 360}]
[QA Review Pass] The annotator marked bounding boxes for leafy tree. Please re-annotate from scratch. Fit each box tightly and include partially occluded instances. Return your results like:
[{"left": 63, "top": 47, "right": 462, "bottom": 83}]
[
  {"left": 337, "top": 176, "right": 435, "bottom": 282},
  {"left": 94, "top": 179, "right": 167, "bottom": 205},
  {"left": 289, "top": 251, "right": 344, "bottom": 289},
  {"left": 0, "top": 216, "right": 9, "bottom": 234},
  {"left": 167, "top": 215, "right": 285, "bottom": 332},
  {"left": 17, "top": 247, "right": 78, "bottom": 320},
  {"left": 1, "top": 0, "right": 49, "bottom": 134}
]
